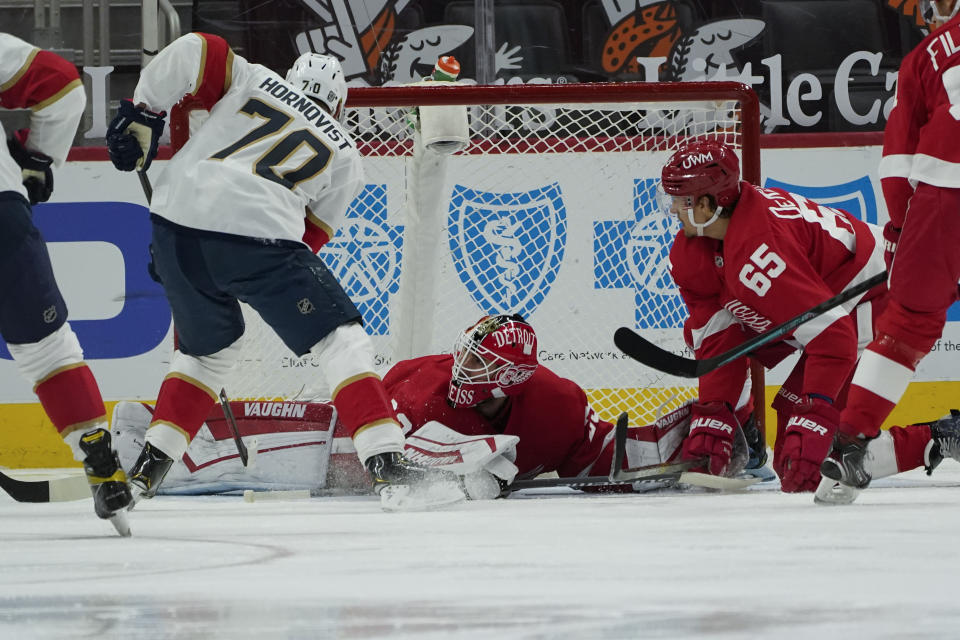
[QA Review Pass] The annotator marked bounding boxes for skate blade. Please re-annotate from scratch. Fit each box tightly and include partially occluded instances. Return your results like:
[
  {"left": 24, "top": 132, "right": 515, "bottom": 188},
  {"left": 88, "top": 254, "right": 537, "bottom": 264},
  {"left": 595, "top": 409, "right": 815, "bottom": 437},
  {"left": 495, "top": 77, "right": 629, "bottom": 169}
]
[
  {"left": 380, "top": 480, "right": 465, "bottom": 512},
  {"left": 108, "top": 510, "right": 132, "bottom": 537},
  {"left": 813, "top": 476, "right": 860, "bottom": 506}
]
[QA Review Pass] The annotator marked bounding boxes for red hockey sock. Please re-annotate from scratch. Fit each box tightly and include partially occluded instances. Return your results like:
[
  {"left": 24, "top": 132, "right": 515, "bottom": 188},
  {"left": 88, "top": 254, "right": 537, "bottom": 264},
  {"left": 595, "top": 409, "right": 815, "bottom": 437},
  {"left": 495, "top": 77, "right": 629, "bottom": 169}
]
[
  {"left": 889, "top": 423, "right": 933, "bottom": 472},
  {"left": 332, "top": 374, "right": 399, "bottom": 437},
  {"left": 34, "top": 363, "right": 107, "bottom": 438},
  {"left": 840, "top": 333, "right": 923, "bottom": 437},
  {"left": 150, "top": 375, "right": 217, "bottom": 440}
]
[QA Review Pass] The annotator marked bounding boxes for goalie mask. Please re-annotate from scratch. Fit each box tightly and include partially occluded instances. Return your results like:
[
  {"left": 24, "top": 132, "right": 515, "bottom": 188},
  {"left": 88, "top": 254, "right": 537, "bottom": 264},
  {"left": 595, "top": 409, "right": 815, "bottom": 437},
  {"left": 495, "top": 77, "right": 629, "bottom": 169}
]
[
  {"left": 448, "top": 314, "right": 538, "bottom": 409},
  {"left": 922, "top": 0, "right": 960, "bottom": 23},
  {"left": 661, "top": 140, "right": 741, "bottom": 236},
  {"left": 286, "top": 53, "right": 347, "bottom": 122}
]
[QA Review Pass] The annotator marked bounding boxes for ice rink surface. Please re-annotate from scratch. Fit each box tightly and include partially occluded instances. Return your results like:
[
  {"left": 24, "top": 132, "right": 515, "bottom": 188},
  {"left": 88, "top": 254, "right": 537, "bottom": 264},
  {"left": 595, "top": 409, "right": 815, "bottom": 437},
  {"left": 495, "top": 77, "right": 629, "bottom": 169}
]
[{"left": 2, "top": 466, "right": 960, "bottom": 640}]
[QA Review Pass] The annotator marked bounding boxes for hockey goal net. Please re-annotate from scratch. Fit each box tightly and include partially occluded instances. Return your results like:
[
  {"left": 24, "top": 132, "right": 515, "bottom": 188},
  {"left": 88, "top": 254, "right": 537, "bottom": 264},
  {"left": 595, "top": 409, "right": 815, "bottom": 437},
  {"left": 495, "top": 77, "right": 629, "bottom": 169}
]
[{"left": 169, "top": 81, "right": 762, "bottom": 431}]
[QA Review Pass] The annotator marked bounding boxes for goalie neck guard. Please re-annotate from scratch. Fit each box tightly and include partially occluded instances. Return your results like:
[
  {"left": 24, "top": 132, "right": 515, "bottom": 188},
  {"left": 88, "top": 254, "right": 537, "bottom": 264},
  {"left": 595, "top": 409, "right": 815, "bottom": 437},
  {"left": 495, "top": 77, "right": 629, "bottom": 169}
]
[{"left": 447, "top": 314, "right": 538, "bottom": 409}]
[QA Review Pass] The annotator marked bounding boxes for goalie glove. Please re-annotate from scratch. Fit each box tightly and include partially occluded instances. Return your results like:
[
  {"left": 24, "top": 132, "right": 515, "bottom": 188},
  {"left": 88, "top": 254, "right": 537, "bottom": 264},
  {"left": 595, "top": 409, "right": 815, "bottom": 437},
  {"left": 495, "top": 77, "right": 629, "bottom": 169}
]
[
  {"left": 7, "top": 131, "right": 54, "bottom": 204},
  {"left": 106, "top": 99, "right": 166, "bottom": 172},
  {"left": 681, "top": 401, "right": 739, "bottom": 476},
  {"left": 778, "top": 396, "right": 839, "bottom": 493}
]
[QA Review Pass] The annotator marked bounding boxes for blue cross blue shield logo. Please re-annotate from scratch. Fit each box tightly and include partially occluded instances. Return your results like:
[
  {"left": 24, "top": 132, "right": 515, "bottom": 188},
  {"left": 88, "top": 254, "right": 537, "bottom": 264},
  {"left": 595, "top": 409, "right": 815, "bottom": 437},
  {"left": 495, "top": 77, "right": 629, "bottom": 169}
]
[
  {"left": 320, "top": 184, "right": 402, "bottom": 335},
  {"left": 763, "top": 176, "right": 878, "bottom": 224},
  {"left": 594, "top": 178, "right": 686, "bottom": 329},
  {"left": 448, "top": 183, "right": 567, "bottom": 317}
]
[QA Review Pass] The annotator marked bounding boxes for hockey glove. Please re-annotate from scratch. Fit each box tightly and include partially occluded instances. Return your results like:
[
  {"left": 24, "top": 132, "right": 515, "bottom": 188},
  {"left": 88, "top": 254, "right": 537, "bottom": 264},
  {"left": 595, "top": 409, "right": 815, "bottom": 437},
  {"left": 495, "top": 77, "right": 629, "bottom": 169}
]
[
  {"left": 106, "top": 99, "right": 166, "bottom": 172},
  {"left": 778, "top": 396, "right": 839, "bottom": 492},
  {"left": 882, "top": 221, "right": 900, "bottom": 273},
  {"left": 681, "top": 401, "right": 739, "bottom": 476},
  {"left": 7, "top": 132, "right": 54, "bottom": 204}
]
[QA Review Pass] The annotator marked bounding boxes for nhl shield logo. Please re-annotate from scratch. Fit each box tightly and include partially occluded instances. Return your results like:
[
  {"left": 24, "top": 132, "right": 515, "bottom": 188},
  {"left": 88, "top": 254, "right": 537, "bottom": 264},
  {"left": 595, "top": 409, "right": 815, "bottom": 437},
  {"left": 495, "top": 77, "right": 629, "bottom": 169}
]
[{"left": 448, "top": 183, "right": 567, "bottom": 317}]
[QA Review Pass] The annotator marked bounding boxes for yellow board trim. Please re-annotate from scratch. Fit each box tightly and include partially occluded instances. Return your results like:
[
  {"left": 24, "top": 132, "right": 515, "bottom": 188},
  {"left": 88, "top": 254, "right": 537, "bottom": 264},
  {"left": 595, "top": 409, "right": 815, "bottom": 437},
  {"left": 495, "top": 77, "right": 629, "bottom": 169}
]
[{"left": 5, "top": 382, "right": 960, "bottom": 467}]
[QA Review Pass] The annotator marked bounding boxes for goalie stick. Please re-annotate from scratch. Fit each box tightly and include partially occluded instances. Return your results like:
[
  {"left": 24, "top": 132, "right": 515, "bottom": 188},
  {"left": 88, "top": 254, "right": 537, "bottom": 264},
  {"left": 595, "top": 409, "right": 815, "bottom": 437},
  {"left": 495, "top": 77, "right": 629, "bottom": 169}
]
[
  {"left": 614, "top": 271, "right": 888, "bottom": 378},
  {"left": 0, "top": 469, "right": 89, "bottom": 503},
  {"left": 505, "top": 412, "right": 758, "bottom": 493}
]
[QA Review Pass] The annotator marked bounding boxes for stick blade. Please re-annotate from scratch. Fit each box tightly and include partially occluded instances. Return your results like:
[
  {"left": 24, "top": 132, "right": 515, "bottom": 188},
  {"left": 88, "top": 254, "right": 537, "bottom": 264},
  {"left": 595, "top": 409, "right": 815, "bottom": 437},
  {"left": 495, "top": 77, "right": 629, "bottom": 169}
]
[
  {"left": 608, "top": 413, "right": 629, "bottom": 480},
  {"left": 614, "top": 327, "right": 700, "bottom": 378}
]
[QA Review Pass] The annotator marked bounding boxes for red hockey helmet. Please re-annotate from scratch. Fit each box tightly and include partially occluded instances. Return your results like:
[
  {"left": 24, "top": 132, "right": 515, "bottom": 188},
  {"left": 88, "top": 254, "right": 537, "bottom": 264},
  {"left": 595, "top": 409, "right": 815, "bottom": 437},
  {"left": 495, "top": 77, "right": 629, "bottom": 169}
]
[
  {"left": 448, "top": 314, "right": 538, "bottom": 409},
  {"left": 661, "top": 140, "right": 741, "bottom": 207}
]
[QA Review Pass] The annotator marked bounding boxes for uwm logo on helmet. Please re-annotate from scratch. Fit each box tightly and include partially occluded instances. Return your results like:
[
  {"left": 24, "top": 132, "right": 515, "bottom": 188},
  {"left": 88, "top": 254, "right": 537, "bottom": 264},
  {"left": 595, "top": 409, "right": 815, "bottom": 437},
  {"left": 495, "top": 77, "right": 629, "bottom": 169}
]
[
  {"left": 682, "top": 152, "right": 714, "bottom": 169},
  {"left": 447, "top": 183, "right": 567, "bottom": 318}
]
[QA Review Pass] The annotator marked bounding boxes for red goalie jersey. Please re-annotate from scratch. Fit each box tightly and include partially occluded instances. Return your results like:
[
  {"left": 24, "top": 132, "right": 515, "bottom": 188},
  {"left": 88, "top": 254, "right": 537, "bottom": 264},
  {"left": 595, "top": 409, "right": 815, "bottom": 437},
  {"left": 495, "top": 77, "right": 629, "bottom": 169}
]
[
  {"left": 670, "top": 183, "right": 886, "bottom": 407},
  {"left": 384, "top": 355, "right": 617, "bottom": 478}
]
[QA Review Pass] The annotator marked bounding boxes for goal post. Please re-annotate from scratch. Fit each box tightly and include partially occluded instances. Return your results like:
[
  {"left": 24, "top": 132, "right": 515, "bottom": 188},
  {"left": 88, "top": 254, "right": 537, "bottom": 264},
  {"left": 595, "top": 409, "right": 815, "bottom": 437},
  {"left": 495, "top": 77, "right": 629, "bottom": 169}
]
[{"left": 168, "top": 81, "right": 765, "bottom": 438}]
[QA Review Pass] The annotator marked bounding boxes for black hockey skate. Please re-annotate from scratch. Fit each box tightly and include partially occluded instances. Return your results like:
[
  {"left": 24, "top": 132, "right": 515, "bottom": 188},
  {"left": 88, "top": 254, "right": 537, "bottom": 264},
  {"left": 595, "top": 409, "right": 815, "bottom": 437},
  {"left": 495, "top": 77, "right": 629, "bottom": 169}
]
[
  {"left": 365, "top": 452, "right": 465, "bottom": 511},
  {"left": 922, "top": 409, "right": 960, "bottom": 475},
  {"left": 78, "top": 428, "right": 133, "bottom": 536},
  {"left": 128, "top": 442, "right": 175, "bottom": 504},
  {"left": 820, "top": 433, "right": 873, "bottom": 489},
  {"left": 742, "top": 414, "right": 768, "bottom": 470}
]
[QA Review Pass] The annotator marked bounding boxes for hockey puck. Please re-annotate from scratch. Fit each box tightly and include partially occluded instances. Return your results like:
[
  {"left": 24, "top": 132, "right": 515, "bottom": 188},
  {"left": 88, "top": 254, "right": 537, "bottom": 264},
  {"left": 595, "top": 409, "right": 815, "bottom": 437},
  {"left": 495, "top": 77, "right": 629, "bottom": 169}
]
[{"left": 242, "top": 489, "right": 311, "bottom": 502}]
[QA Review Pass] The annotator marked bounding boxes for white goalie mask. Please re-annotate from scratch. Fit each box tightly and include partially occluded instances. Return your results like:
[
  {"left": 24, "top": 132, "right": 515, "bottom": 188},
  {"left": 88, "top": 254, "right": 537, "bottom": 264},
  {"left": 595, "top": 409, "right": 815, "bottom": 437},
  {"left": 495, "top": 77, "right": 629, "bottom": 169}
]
[
  {"left": 286, "top": 53, "right": 347, "bottom": 122},
  {"left": 922, "top": 0, "right": 960, "bottom": 23},
  {"left": 447, "top": 314, "right": 539, "bottom": 409}
]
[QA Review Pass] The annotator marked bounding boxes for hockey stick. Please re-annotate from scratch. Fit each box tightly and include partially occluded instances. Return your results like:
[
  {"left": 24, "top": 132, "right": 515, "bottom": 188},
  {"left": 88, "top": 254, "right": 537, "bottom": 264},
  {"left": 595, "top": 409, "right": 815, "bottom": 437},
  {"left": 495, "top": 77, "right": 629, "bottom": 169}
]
[
  {"left": 0, "top": 469, "right": 90, "bottom": 503},
  {"left": 614, "top": 271, "right": 888, "bottom": 378},
  {"left": 218, "top": 388, "right": 251, "bottom": 467},
  {"left": 138, "top": 170, "right": 153, "bottom": 203},
  {"left": 220, "top": 389, "right": 257, "bottom": 469}
]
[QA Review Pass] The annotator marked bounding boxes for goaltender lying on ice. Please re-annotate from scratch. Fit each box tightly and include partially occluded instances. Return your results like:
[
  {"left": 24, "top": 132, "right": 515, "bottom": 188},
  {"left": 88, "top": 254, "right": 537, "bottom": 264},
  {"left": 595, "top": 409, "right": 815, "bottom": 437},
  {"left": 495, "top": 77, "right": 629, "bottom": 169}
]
[{"left": 110, "top": 398, "right": 706, "bottom": 499}]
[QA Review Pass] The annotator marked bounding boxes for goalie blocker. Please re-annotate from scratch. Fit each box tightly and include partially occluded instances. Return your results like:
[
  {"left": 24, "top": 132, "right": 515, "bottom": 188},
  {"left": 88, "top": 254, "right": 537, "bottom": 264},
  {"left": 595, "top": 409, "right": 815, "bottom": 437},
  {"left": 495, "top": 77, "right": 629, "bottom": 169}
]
[{"left": 111, "top": 399, "right": 704, "bottom": 498}]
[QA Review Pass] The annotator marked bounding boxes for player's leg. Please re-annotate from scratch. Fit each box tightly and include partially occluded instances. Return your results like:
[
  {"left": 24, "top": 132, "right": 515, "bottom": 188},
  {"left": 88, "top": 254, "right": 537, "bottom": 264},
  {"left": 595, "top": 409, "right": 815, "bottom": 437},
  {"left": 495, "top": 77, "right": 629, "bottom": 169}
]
[
  {"left": 830, "top": 184, "right": 960, "bottom": 487},
  {"left": 127, "top": 220, "right": 245, "bottom": 501},
  {"left": 219, "top": 240, "right": 460, "bottom": 498},
  {"left": 0, "top": 193, "right": 130, "bottom": 518}
]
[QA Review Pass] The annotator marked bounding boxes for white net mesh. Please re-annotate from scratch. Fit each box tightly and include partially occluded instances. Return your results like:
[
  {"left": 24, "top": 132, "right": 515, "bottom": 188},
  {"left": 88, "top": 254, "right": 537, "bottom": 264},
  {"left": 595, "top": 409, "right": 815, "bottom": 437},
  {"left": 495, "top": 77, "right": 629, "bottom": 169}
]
[{"left": 170, "top": 82, "right": 759, "bottom": 427}]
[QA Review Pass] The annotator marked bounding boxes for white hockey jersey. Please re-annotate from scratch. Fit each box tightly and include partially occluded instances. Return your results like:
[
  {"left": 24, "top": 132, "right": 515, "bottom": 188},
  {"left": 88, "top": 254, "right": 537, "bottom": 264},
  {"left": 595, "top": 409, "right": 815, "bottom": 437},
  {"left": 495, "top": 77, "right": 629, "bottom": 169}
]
[
  {"left": 135, "top": 33, "right": 363, "bottom": 246},
  {"left": 0, "top": 32, "right": 86, "bottom": 198}
]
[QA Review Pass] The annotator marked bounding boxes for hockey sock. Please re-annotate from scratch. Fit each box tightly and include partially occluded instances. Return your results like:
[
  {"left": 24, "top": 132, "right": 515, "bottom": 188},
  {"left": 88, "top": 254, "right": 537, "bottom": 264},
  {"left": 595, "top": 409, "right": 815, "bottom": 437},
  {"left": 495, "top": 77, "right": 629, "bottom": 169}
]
[
  {"left": 333, "top": 374, "right": 404, "bottom": 462},
  {"left": 34, "top": 364, "right": 108, "bottom": 460},
  {"left": 147, "top": 375, "right": 217, "bottom": 460},
  {"left": 889, "top": 423, "right": 934, "bottom": 472},
  {"left": 840, "top": 333, "right": 925, "bottom": 438}
]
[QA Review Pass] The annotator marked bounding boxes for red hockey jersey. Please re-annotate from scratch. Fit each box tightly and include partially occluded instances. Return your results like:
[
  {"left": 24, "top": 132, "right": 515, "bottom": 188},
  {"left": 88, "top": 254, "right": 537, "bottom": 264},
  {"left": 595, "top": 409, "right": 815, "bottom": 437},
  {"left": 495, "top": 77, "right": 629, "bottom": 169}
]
[
  {"left": 669, "top": 183, "right": 885, "bottom": 405},
  {"left": 880, "top": 13, "right": 960, "bottom": 228},
  {"left": 383, "top": 354, "right": 615, "bottom": 478}
]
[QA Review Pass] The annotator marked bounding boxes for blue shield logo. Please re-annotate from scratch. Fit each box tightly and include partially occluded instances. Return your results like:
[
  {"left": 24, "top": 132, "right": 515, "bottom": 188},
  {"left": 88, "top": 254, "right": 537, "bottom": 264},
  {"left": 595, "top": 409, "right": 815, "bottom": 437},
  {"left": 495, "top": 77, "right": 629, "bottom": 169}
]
[
  {"left": 448, "top": 183, "right": 567, "bottom": 317},
  {"left": 320, "top": 184, "right": 402, "bottom": 335},
  {"left": 594, "top": 178, "right": 686, "bottom": 329},
  {"left": 763, "top": 176, "right": 878, "bottom": 225}
]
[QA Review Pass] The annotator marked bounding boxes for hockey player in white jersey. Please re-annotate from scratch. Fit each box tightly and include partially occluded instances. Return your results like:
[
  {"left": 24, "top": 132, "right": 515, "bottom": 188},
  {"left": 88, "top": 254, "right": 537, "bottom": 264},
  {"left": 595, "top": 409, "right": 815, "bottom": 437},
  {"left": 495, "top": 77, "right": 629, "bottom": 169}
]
[
  {"left": 105, "top": 32, "right": 463, "bottom": 511},
  {"left": 0, "top": 32, "right": 132, "bottom": 534}
]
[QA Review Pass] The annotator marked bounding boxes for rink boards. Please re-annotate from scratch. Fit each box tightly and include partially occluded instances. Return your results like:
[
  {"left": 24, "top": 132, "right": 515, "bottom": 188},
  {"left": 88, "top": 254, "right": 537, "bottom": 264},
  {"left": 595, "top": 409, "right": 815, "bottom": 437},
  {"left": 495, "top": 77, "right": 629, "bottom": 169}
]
[{"left": 3, "top": 145, "right": 960, "bottom": 466}]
